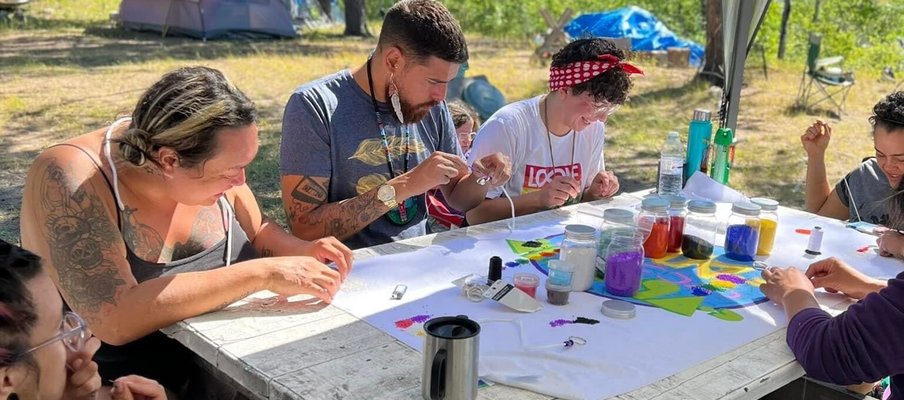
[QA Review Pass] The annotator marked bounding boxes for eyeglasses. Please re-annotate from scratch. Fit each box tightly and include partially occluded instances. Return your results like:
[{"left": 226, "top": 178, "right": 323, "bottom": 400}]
[
  {"left": 591, "top": 102, "right": 621, "bottom": 117},
  {"left": 20, "top": 311, "right": 87, "bottom": 356}
]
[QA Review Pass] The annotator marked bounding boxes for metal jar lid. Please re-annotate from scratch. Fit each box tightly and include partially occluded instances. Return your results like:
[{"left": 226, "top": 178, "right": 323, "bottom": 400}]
[
  {"left": 601, "top": 299, "right": 636, "bottom": 319},
  {"left": 750, "top": 197, "right": 779, "bottom": 211},
  {"left": 666, "top": 195, "right": 687, "bottom": 209},
  {"left": 687, "top": 200, "right": 716, "bottom": 214},
  {"left": 603, "top": 208, "right": 635, "bottom": 225},
  {"left": 641, "top": 197, "right": 669, "bottom": 212},
  {"left": 564, "top": 224, "right": 597, "bottom": 240},
  {"left": 731, "top": 201, "right": 762, "bottom": 216}
]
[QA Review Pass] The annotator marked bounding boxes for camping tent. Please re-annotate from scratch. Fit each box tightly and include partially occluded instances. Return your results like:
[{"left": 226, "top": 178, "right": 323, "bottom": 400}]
[
  {"left": 564, "top": 6, "right": 704, "bottom": 67},
  {"left": 119, "top": 0, "right": 297, "bottom": 40}
]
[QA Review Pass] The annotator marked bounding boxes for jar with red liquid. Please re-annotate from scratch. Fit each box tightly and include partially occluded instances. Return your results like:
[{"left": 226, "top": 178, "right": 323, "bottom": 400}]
[
  {"left": 513, "top": 273, "right": 539, "bottom": 298},
  {"left": 666, "top": 195, "right": 687, "bottom": 253},
  {"left": 637, "top": 197, "right": 670, "bottom": 259}
]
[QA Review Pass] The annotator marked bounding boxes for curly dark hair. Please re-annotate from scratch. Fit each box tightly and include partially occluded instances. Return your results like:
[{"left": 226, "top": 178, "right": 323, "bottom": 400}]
[
  {"left": 0, "top": 240, "right": 42, "bottom": 372},
  {"left": 447, "top": 100, "right": 479, "bottom": 130},
  {"left": 550, "top": 38, "right": 634, "bottom": 105},
  {"left": 378, "top": 0, "right": 468, "bottom": 65},
  {"left": 870, "top": 91, "right": 904, "bottom": 134}
]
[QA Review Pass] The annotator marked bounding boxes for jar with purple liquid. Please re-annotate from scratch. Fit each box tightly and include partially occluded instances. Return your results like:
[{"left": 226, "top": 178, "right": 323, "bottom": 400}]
[
  {"left": 724, "top": 202, "right": 762, "bottom": 261},
  {"left": 605, "top": 233, "right": 645, "bottom": 297}
]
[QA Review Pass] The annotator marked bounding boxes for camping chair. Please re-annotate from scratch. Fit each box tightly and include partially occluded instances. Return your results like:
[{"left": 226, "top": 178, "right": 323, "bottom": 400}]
[{"left": 796, "top": 33, "right": 854, "bottom": 117}]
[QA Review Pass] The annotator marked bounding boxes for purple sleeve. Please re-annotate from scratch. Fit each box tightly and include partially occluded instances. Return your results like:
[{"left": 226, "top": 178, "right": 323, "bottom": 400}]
[{"left": 787, "top": 274, "right": 904, "bottom": 384}]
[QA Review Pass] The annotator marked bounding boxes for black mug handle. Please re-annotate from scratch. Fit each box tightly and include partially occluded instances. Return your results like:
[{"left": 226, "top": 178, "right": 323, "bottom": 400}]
[{"left": 430, "top": 348, "right": 447, "bottom": 400}]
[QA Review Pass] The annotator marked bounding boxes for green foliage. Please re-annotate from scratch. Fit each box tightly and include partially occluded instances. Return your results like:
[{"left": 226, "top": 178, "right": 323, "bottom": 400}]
[{"left": 366, "top": 0, "right": 904, "bottom": 71}]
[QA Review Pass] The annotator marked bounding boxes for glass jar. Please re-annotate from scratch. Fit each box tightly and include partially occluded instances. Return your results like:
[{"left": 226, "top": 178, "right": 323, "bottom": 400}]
[
  {"left": 637, "top": 197, "right": 670, "bottom": 259},
  {"left": 666, "top": 195, "right": 687, "bottom": 253},
  {"left": 546, "top": 260, "right": 573, "bottom": 306},
  {"left": 595, "top": 208, "right": 636, "bottom": 275},
  {"left": 751, "top": 197, "right": 779, "bottom": 256},
  {"left": 560, "top": 224, "right": 598, "bottom": 291},
  {"left": 605, "top": 231, "right": 645, "bottom": 297},
  {"left": 682, "top": 200, "right": 718, "bottom": 259},
  {"left": 724, "top": 202, "right": 762, "bottom": 261}
]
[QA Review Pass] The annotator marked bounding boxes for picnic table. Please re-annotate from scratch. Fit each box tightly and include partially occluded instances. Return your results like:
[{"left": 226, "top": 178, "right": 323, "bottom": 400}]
[{"left": 163, "top": 190, "right": 890, "bottom": 399}]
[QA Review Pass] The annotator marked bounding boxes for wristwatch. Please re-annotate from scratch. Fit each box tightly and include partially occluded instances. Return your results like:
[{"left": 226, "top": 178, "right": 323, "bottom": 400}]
[{"left": 377, "top": 184, "right": 398, "bottom": 209}]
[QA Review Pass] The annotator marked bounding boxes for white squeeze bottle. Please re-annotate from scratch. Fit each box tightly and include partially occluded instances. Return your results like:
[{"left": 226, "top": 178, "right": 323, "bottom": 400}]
[{"left": 658, "top": 131, "right": 685, "bottom": 196}]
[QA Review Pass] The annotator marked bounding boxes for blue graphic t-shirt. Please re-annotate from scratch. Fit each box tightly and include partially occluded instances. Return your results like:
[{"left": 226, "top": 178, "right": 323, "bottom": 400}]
[{"left": 280, "top": 70, "right": 461, "bottom": 249}]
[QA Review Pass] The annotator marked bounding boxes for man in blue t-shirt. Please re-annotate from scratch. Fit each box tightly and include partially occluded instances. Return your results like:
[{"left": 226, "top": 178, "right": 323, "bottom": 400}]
[{"left": 279, "top": 0, "right": 511, "bottom": 249}]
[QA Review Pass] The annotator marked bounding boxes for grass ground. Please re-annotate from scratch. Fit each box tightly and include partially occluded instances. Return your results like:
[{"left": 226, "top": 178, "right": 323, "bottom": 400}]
[{"left": 0, "top": 1, "right": 898, "bottom": 244}]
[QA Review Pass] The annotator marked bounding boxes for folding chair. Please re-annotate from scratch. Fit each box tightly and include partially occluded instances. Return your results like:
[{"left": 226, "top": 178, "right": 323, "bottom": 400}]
[{"left": 796, "top": 33, "right": 854, "bottom": 117}]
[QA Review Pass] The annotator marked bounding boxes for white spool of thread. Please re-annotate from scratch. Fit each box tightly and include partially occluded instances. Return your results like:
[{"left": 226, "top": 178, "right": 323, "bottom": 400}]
[{"left": 805, "top": 226, "right": 823, "bottom": 255}]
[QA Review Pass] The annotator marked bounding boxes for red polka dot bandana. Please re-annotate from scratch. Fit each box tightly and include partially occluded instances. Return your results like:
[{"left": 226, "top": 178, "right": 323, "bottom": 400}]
[{"left": 549, "top": 54, "right": 644, "bottom": 91}]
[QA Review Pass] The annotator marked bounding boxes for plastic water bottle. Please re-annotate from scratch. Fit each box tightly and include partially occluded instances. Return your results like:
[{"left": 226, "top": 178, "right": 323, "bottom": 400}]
[{"left": 658, "top": 132, "right": 685, "bottom": 196}]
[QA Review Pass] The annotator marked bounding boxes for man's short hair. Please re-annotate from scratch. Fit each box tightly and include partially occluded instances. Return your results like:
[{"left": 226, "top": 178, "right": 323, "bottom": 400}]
[
  {"left": 378, "top": 0, "right": 468, "bottom": 65},
  {"left": 551, "top": 38, "right": 634, "bottom": 105}
]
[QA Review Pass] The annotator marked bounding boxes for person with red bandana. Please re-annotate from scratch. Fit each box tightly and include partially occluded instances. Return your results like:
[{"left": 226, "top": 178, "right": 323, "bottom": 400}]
[{"left": 466, "top": 38, "right": 642, "bottom": 224}]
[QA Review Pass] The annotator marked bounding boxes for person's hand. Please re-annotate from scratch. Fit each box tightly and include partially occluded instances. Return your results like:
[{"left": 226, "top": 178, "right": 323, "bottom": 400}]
[
  {"left": 299, "top": 237, "right": 353, "bottom": 281},
  {"left": 471, "top": 152, "right": 512, "bottom": 186},
  {"left": 585, "top": 170, "right": 619, "bottom": 199},
  {"left": 759, "top": 266, "right": 816, "bottom": 306},
  {"left": 534, "top": 175, "right": 580, "bottom": 209},
  {"left": 877, "top": 231, "right": 904, "bottom": 258},
  {"left": 396, "top": 152, "right": 469, "bottom": 196},
  {"left": 806, "top": 257, "right": 885, "bottom": 299},
  {"left": 265, "top": 256, "right": 342, "bottom": 303},
  {"left": 110, "top": 375, "right": 166, "bottom": 400},
  {"left": 64, "top": 336, "right": 102, "bottom": 399},
  {"left": 800, "top": 120, "right": 831, "bottom": 157}
]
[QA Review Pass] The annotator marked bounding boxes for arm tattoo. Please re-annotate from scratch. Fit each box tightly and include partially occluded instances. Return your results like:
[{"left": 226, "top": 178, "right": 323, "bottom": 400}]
[
  {"left": 286, "top": 176, "right": 386, "bottom": 240},
  {"left": 40, "top": 159, "right": 126, "bottom": 323}
]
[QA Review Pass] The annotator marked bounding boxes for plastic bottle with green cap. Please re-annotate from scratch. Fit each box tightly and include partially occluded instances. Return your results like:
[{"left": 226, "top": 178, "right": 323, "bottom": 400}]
[{"left": 710, "top": 128, "right": 734, "bottom": 184}]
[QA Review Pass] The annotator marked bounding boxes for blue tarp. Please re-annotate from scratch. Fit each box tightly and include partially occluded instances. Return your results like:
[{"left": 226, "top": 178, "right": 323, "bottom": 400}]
[{"left": 564, "top": 6, "right": 704, "bottom": 67}]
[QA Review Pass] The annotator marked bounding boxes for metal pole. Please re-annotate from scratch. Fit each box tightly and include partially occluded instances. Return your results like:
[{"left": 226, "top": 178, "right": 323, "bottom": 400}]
[{"left": 724, "top": 0, "right": 755, "bottom": 132}]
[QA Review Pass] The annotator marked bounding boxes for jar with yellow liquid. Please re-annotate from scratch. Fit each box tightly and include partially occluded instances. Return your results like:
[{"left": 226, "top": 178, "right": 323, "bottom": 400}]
[{"left": 751, "top": 198, "right": 779, "bottom": 256}]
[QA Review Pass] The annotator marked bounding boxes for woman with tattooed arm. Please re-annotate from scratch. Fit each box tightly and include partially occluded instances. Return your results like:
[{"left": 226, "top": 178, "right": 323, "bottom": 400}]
[{"left": 19, "top": 66, "right": 353, "bottom": 396}]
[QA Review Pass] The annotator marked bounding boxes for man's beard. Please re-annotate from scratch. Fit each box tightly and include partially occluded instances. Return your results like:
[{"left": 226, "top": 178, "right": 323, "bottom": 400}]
[{"left": 387, "top": 83, "right": 439, "bottom": 124}]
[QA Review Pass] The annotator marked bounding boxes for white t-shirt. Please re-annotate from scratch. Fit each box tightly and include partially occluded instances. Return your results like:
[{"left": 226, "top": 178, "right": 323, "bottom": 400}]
[{"left": 468, "top": 95, "right": 606, "bottom": 200}]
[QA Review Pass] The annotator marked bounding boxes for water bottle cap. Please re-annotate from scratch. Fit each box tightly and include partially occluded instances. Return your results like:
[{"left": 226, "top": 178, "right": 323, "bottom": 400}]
[
  {"left": 667, "top": 131, "right": 679, "bottom": 139},
  {"left": 714, "top": 128, "right": 734, "bottom": 146},
  {"left": 750, "top": 197, "right": 779, "bottom": 211},
  {"left": 688, "top": 200, "right": 716, "bottom": 213},
  {"left": 693, "top": 109, "right": 712, "bottom": 121},
  {"left": 732, "top": 201, "right": 761, "bottom": 216}
]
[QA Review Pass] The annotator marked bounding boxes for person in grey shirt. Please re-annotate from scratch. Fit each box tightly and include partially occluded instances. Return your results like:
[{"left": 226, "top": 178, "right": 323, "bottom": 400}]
[
  {"left": 280, "top": 0, "right": 511, "bottom": 249},
  {"left": 802, "top": 92, "right": 904, "bottom": 257}
]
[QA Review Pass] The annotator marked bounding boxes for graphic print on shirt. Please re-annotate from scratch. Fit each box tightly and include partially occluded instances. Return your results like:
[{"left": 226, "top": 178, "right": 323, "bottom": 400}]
[
  {"left": 348, "top": 136, "right": 427, "bottom": 167},
  {"left": 522, "top": 162, "right": 583, "bottom": 196}
]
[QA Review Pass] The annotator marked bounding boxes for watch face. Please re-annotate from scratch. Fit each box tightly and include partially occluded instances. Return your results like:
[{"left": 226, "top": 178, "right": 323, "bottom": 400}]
[{"left": 379, "top": 185, "right": 395, "bottom": 202}]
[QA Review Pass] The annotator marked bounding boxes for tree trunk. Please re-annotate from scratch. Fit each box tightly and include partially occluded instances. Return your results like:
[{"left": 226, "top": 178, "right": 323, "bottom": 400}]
[
  {"left": 697, "top": 0, "right": 724, "bottom": 87},
  {"left": 317, "top": 0, "right": 333, "bottom": 21},
  {"left": 813, "top": 0, "right": 821, "bottom": 22},
  {"left": 344, "top": 0, "right": 371, "bottom": 37},
  {"left": 777, "top": 0, "right": 791, "bottom": 59}
]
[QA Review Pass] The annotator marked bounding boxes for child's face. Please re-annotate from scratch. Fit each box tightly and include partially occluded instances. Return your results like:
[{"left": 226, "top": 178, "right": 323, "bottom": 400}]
[{"left": 456, "top": 119, "right": 475, "bottom": 152}]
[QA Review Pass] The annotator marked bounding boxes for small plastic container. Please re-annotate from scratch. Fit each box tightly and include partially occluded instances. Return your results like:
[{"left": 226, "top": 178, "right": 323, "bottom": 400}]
[
  {"left": 546, "top": 260, "right": 573, "bottom": 306},
  {"left": 724, "top": 202, "right": 762, "bottom": 261},
  {"left": 666, "top": 195, "right": 688, "bottom": 253},
  {"left": 637, "top": 197, "right": 670, "bottom": 259},
  {"left": 560, "top": 224, "right": 598, "bottom": 291},
  {"left": 751, "top": 197, "right": 779, "bottom": 256},
  {"left": 596, "top": 208, "right": 636, "bottom": 274},
  {"left": 682, "top": 200, "right": 719, "bottom": 259},
  {"left": 513, "top": 272, "right": 539, "bottom": 298}
]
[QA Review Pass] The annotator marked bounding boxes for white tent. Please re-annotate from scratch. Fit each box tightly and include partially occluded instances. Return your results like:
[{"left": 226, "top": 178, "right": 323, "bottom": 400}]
[{"left": 119, "top": 0, "right": 297, "bottom": 40}]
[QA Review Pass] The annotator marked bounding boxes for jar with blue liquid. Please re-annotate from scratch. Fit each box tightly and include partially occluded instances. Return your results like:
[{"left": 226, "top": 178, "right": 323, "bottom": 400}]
[{"left": 724, "top": 202, "right": 762, "bottom": 261}]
